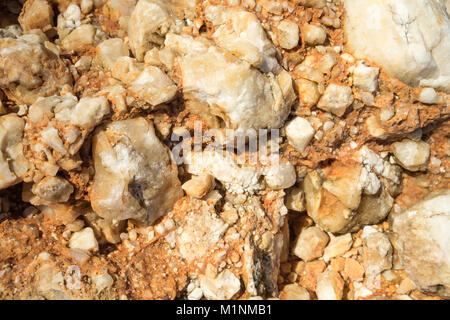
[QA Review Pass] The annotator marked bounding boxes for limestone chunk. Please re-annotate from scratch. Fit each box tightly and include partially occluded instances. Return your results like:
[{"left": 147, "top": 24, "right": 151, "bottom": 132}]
[
  {"left": 0, "top": 114, "right": 29, "bottom": 190},
  {"left": 205, "top": 5, "right": 280, "bottom": 73},
  {"left": 316, "top": 271, "right": 345, "bottom": 300},
  {"left": 277, "top": 20, "right": 300, "bottom": 50},
  {"left": 182, "top": 174, "right": 215, "bottom": 199},
  {"left": 292, "top": 226, "right": 329, "bottom": 261},
  {"left": 19, "top": 0, "right": 54, "bottom": 33},
  {"left": 419, "top": 87, "right": 439, "bottom": 104},
  {"left": 302, "top": 24, "right": 327, "bottom": 46},
  {"left": 96, "top": 38, "right": 129, "bottom": 70},
  {"left": 165, "top": 33, "right": 294, "bottom": 131},
  {"left": 353, "top": 61, "right": 379, "bottom": 92},
  {"left": 0, "top": 38, "right": 72, "bottom": 105},
  {"left": 317, "top": 84, "right": 354, "bottom": 117},
  {"left": 61, "top": 24, "right": 96, "bottom": 52},
  {"left": 69, "top": 227, "right": 99, "bottom": 252},
  {"left": 199, "top": 270, "right": 241, "bottom": 300},
  {"left": 32, "top": 176, "right": 73, "bottom": 203},
  {"left": 285, "top": 116, "right": 315, "bottom": 153},
  {"left": 392, "top": 139, "right": 430, "bottom": 172},
  {"left": 128, "top": 0, "right": 183, "bottom": 61},
  {"left": 392, "top": 189, "right": 450, "bottom": 297},
  {"left": 91, "top": 117, "right": 183, "bottom": 223},
  {"left": 344, "top": 0, "right": 450, "bottom": 92}
]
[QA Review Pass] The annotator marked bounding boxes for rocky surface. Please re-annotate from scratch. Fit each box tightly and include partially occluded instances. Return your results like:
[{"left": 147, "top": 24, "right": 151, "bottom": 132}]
[{"left": 0, "top": 0, "right": 448, "bottom": 301}]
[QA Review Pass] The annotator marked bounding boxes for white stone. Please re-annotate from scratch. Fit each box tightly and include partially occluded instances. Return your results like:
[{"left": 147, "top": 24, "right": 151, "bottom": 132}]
[
  {"left": 353, "top": 61, "right": 379, "bottom": 92},
  {"left": 361, "top": 226, "right": 393, "bottom": 280},
  {"left": 323, "top": 233, "right": 353, "bottom": 262},
  {"left": 285, "top": 117, "right": 315, "bottom": 153},
  {"left": 69, "top": 227, "right": 99, "bottom": 252},
  {"left": 96, "top": 38, "right": 129, "bottom": 70},
  {"left": 302, "top": 24, "right": 327, "bottom": 46},
  {"left": 317, "top": 84, "right": 354, "bottom": 117},
  {"left": 277, "top": 20, "right": 300, "bottom": 50},
  {"left": 92, "top": 273, "right": 114, "bottom": 292},
  {"left": 187, "top": 287, "right": 203, "bottom": 300},
  {"left": 419, "top": 87, "right": 439, "bottom": 104},
  {"left": 292, "top": 226, "right": 329, "bottom": 261},
  {"left": 316, "top": 271, "right": 344, "bottom": 300},
  {"left": 199, "top": 270, "right": 241, "bottom": 300},
  {"left": 392, "top": 139, "right": 430, "bottom": 172}
]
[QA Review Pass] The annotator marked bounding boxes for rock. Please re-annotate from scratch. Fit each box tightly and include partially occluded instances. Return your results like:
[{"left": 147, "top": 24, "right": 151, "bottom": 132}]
[
  {"left": 96, "top": 38, "right": 129, "bottom": 70},
  {"left": 205, "top": 5, "right": 280, "bottom": 73},
  {"left": 128, "top": 0, "right": 182, "bottom": 61},
  {"left": 392, "top": 189, "right": 450, "bottom": 297},
  {"left": 187, "top": 287, "right": 203, "bottom": 300},
  {"left": 343, "top": 258, "right": 365, "bottom": 281},
  {"left": 277, "top": 20, "right": 300, "bottom": 50},
  {"left": 299, "top": 260, "right": 326, "bottom": 291},
  {"left": 83, "top": 210, "right": 125, "bottom": 244},
  {"left": 19, "top": 0, "right": 54, "bottom": 33},
  {"left": 323, "top": 233, "right": 353, "bottom": 262},
  {"left": 353, "top": 61, "right": 379, "bottom": 92},
  {"left": 0, "top": 114, "right": 29, "bottom": 190},
  {"left": 392, "top": 139, "right": 430, "bottom": 172},
  {"left": 91, "top": 117, "right": 183, "bottom": 223},
  {"left": 302, "top": 24, "right": 327, "bottom": 46},
  {"left": 265, "top": 161, "right": 296, "bottom": 190},
  {"left": 285, "top": 117, "right": 315, "bottom": 153},
  {"left": 317, "top": 84, "right": 353, "bottom": 117},
  {"left": 292, "top": 226, "right": 329, "bottom": 261},
  {"left": 165, "top": 33, "right": 294, "bottom": 131},
  {"left": 0, "top": 38, "right": 72, "bottom": 105},
  {"left": 61, "top": 24, "right": 96, "bottom": 52},
  {"left": 294, "top": 0, "right": 326, "bottom": 9},
  {"left": 294, "top": 79, "right": 320, "bottom": 107},
  {"left": 419, "top": 87, "right": 439, "bottom": 104},
  {"left": 199, "top": 270, "right": 241, "bottom": 300},
  {"left": 397, "top": 277, "right": 416, "bottom": 295},
  {"left": 285, "top": 187, "right": 306, "bottom": 212},
  {"left": 182, "top": 174, "right": 215, "bottom": 199},
  {"left": 69, "top": 227, "right": 99, "bottom": 252},
  {"left": 81, "top": 0, "right": 94, "bottom": 14},
  {"left": 361, "top": 226, "right": 392, "bottom": 280},
  {"left": 344, "top": 0, "right": 450, "bottom": 92},
  {"left": 316, "top": 271, "right": 345, "bottom": 300},
  {"left": 112, "top": 57, "right": 177, "bottom": 107},
  {"left": 92, "top": 273, "right": 114, "bottom": 292},
  {"left": 32, "top": 176, "right": 73, "bottom": 203},
  {"left": 279, "top": 284, "right": 310, "bottom": 300}
]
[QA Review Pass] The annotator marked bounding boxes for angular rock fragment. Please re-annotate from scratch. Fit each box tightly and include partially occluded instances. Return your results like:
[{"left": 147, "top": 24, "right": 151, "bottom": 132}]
[
  {"left": 292, "top": 226, "right": 329, "bottom": 261},
  {"left": 316, "top": 271, "right": 345, "bottom": 300},
  {"left": 361, "top": 226, "right": 393, "bottom": 282},
  {"left": 69, "top": 227, "right": 99, "bottom": 252},
  {"left": 317, "top": 84, "right": 353, "bottom": 117},
  {"left": 392, "top": 139, "right": 430, "bottom": 172},
  {"left": 19, "top": 0, "right": 54, "bottom": 33},
  {"left": 96, "top": 38, "right": 129, "bottom": 70},
  {"left": 392, "top": 189, "right": 450, "bottom": 297},
  {"left": 199, "top": 270, "right": 241, "bottom": 300},
  {"left": 91, "top": 117, "right": 183, "bottom": 223},
  {"left": 285, "top": 117, "right": 315, "bottom": 153},
  {"left": 279, "top": 284, "right": 310, "bottom": 300},
  {"left": 352, "top": 61, "right": 379, "bottom": 92}
]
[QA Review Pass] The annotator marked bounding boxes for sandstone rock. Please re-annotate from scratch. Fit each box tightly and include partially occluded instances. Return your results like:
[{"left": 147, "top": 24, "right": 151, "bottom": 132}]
[
  {"left": 285, "top": 116, "right": 315, "bottom": 153},
  {"left": 277, "top": 20, "right": 300, "bottom": 50},
  {"left": 344, "top": 0, "right": 450, "bottom": 92},
  {"left": 392, "top": 139, "right": 430, "bottom": 172},
  {"left": 199, "top": 270, "right": 241, "bottom": 300},
  {"left": 292, "top": 226, "right": 329, "bottom": 261},
  {"left": 317, "top": 84, "right": 353, "bottom": 117},
  {"left": 96, "top": 38, "right": 129, "bottom": 70},
  {"left": 91, "top": 117, "right": 183, "bottom": 223},
  {"left": 19, "top": 0, "right": 54, "bottom": 33},
  {"left": 0, "top": 114, "right": 29, "bottom": 190},
  {"left": 205, "top": 5, "right": 280, "bottom": 73},
  {"left": 279, "top": 284, "right": 310, "bottom": 300},
  {"left": 316, "top": 271, "right": 345, "bottom": 300},
  {"left": 69, "top": 227, "right": 99, "bottom": 252},
  {"left": 302, "top": 24, "right": 327, "bottom": 46},
  {"left": 353, "top": 61, "right": 379, "bottom": 92},
  {"left": 128, "top": 0, "right": 183, "bottom": 61},
  {"left": 323, "top": 233, "right": 353, "bottom": 262},
  {"left": 165, "top": 33, "right": 294, "bottom": 131},
  {"left": 392, "top": 189, "right": 450, "bottom": 297},
  {"left": 361, "top": 226, "right": 393, "bottom": 280},
  {"left": 0, "top": 38, "right": 72, "bottom": 105}
]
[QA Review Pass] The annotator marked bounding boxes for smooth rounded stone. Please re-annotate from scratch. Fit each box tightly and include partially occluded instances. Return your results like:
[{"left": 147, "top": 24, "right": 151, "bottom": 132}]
[
  {"left": 277, "top": 20, "right": 300, "bottom": 50},
  {"left": 165, "top": 33, "right": 295, "bottom": 132},
  {"left": 205, "top": 5, "right": 280, "bottom": 73},
  {"left": 391, "top": 139, "right": 430, "bottom": 172},
  {"left": 352, "top": 61, "right": 379, "bottom": 92},
  {"left": 294, "top": 78, "right": 320, "bottom": 107},
  {"left": 18, "top": 0, "right": 54, "bottom": 33},
  {"left": 0, "top": 38, "right": 72, "bottom": 105},
  {"left": 199, "top": 270, "right": 241, "bottom": 300},
  {"left": 361, "top": 226, "right": 393, "bottom": 280},
  {"left": 317, "top": 84, "right": 354, "bottom": 117},
  {"left": 69, "top": 227, "right": 99, "bottom": 252},
  {"left": 0, "top": 114, "right": 29, "bottom": 190},
  {"left": 61, "top": 24, "right": 96, "bottom": 52},
  {"left": 391, "top": 189, "right": 450, "bottom": 298},
  {"left": 292, "top": 226, "right": 329, "bottom": 261},
  {"left": 181, "top": 174, "right": 215, "bottom": 199},
  {"left": 90, "top": 117, "right": 183, "bottom": 223},
  {"left": 316, "top": 271, "right": 345, "bottom": 300},
  {"left": 285, "top": 116, "right": 315, "bottom": 153},
  {"left": 128, "top": 0, "right": 183, "bottom": 61},
  {"left": 32, "top": 176, "right": 74, "bottom": 203},
  {"left": 279, "top": 284, "right": 310, "bottom": 300},
  {"left": 302, "top": 24, "right": 327, "bottom": 46},
  {"left": 419, "top": 87, "right": 439, "bottom": 104},
  {"left": 344, "top": 0, "right": 450, "bottom": 92},
  {"left": 96, "top": 38, "right": 129, "bottom": 70}
]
